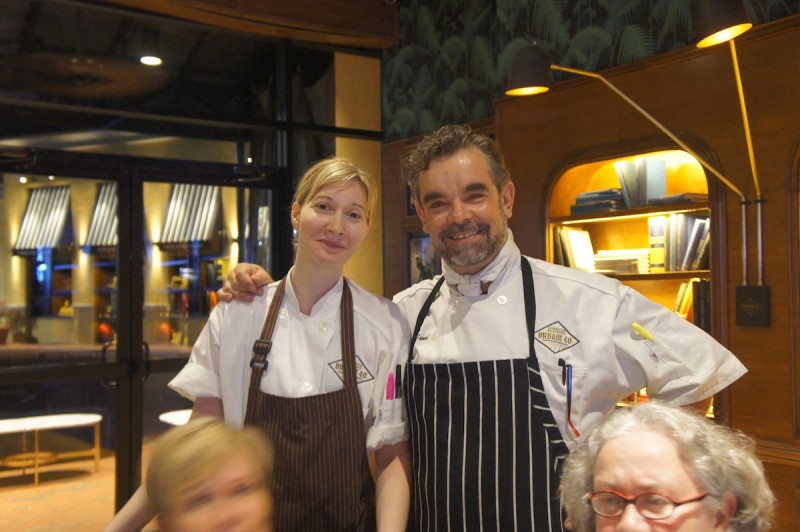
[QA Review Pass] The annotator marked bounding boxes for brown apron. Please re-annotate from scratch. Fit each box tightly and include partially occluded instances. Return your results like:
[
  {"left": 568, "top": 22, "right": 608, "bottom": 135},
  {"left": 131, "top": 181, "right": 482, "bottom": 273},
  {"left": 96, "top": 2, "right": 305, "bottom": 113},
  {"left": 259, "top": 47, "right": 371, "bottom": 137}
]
[{"left": 244, "top": 277, "right": 376, "bottom": 532}]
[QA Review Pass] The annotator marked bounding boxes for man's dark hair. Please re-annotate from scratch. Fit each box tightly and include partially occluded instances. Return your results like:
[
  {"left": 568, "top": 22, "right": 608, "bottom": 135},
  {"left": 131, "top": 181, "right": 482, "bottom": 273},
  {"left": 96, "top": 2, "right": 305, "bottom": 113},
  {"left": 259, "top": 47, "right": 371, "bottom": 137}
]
[{"left": 403, "top": 124, "right": 511, "bottom": 203}]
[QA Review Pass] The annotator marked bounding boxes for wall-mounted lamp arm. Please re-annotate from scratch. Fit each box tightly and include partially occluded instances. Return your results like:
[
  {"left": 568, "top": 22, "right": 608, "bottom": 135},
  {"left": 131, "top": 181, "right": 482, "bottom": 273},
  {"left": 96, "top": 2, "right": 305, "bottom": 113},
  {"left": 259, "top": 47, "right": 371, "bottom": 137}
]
[
  {"left": 729, "top": 41, "right": 760, "bottom": 199},
  {"left": 551, "top": 64, "right": 746, "bottom": 202},
  {"left": 727, "top": 39, "right": 764, "bottom": 286}
]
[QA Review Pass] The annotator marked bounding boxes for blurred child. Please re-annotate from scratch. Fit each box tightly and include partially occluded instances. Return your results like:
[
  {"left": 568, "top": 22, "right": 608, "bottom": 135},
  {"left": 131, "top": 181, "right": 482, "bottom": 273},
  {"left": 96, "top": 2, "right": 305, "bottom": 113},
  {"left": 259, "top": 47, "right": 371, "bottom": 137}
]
[{"left": 147, "top": 417, "right": 274, "bottom": 532}]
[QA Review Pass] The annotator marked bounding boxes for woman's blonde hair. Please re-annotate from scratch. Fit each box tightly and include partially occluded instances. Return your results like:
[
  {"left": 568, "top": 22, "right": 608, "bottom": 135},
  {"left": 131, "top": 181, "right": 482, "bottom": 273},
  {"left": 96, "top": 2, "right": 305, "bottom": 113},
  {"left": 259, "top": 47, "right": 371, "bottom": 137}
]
[
  {"left": 293, "top": 157, "right": 375, "bottom": 224},
  {"left": 146, "top": 417, "right": 274, "bottom": 513}
]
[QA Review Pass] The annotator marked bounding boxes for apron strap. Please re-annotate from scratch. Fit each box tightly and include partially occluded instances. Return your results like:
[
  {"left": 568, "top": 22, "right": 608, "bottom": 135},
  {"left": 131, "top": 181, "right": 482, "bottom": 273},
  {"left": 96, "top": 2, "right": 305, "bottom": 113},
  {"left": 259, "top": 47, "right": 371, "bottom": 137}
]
[
  {"left": 409, "top": 275, "right": 446, "bottom": 359},
  {"left": 340, "top": 278, "right": 357, "bottom": 390},
  {"left": 520, "top": 258, "right": 537, "bottom": 358},
  {"left": 245, "top": 277, "right": 286, "bottom": 423}
]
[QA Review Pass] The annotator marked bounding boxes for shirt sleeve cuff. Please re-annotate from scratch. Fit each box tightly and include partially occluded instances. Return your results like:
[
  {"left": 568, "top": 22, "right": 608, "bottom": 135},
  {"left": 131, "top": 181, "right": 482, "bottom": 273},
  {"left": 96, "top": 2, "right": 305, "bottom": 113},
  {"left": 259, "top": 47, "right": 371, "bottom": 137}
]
[
  {"left": 366, "top": 422, "right": 408, "bottom": 452},
  {"left": 168, "top": 363, "right": 221, "bottom": 402}
]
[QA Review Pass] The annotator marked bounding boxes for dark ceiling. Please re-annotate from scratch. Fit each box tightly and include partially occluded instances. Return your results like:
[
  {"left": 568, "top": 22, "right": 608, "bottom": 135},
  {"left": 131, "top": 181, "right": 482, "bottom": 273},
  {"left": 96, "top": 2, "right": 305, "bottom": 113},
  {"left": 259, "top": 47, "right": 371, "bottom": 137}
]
[{"left": 0, "top": 0, "right": 335, "bottom": 145}]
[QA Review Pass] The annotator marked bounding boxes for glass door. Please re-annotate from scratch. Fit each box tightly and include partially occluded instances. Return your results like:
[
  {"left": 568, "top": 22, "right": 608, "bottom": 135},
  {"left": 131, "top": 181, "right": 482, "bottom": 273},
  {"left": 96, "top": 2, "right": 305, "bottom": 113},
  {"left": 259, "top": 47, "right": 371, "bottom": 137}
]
[
  {"left": 0, "top": 153, "right": 284, "bottom": 529},
  {"left": 136, "top": 178, "right": 274, "bottom": 467},
  {"left": 0, "top": 171, "right": 126, "bottom": 527},
  {"left": 128, "top": 165, "right": 281, "bottom": 530}
]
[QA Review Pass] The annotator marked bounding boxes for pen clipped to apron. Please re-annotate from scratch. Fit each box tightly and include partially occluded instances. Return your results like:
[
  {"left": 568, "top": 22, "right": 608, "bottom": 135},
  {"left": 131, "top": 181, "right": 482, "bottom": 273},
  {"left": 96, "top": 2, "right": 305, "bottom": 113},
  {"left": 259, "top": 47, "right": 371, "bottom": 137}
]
[
  {"left": 558, "top": 358, "right": 580, "bottom": 437},
  {"left": 379, "top": 363, "right": 405, "bottom": 426}
]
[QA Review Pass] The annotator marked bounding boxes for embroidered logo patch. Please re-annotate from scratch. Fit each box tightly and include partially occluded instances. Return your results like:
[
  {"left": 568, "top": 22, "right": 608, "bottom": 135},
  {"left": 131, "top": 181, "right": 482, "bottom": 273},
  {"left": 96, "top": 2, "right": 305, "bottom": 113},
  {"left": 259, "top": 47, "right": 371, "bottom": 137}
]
[
  {"left": 534, "top": 321, "right": 579, "bottom": 353},
  {"left": 329, "top": 355, "right": 374, "bottom": 384}
]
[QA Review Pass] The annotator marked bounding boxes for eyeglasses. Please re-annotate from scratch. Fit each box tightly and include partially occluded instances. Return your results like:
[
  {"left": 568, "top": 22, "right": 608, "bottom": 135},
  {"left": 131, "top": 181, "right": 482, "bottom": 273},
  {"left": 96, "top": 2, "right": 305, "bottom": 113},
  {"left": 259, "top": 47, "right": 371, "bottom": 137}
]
[{"left": 587, "top": 490, "right": 709, "bottom": 520}]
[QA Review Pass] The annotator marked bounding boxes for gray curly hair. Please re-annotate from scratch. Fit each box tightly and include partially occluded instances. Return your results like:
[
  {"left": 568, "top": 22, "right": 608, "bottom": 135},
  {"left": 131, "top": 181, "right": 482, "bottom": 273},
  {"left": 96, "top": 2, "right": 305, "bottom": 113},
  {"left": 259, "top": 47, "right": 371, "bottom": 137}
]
[{"left": 560, "top": 401, "right": 774, "bottom": 531}]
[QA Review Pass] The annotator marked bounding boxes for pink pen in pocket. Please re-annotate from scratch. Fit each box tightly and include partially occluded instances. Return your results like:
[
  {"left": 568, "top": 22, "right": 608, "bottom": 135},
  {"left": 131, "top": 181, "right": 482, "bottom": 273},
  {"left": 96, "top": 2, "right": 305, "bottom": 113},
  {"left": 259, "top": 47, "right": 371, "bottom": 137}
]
[{"left": 386, "top": 372, "right": 395, "bottom": 401}]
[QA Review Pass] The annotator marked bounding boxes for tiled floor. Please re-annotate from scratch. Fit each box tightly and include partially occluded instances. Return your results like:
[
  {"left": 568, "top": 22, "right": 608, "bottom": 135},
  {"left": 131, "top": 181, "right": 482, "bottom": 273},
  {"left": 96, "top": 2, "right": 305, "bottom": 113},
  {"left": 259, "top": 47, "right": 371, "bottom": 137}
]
[
  {"left": 0, "top": 454, "right": 117, "bottom": 531},
  {"left": 0, "top": 444, "right": 158, "bottom": 531}
]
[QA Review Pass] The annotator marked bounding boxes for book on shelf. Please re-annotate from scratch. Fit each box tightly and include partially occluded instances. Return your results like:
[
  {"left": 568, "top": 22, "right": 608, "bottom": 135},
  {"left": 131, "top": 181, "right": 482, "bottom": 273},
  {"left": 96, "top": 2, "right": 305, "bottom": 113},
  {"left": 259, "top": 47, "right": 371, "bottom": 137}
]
[
  {"left": 614, "top": 161, "right": 637, "bottom": 208},
  {"left": 674, "top": 278, "right": 700, "bottom": 319},
  {"left": 570, "top": 200, "right": 626, "bottom": 215},
  {"left": 593, "top": 248, "right": 650, "bottom": 274},
  {"left": 552, "top": 226, "right": 565, "bottom": 267},
  {"left": 680, "top": 218, "right": 709, "bottom": 271},
  {"left": 638, "top": 158, "right": 666, "bottom": 205},
  {"left": 614, "top": 158, "right": 666, "bottom": 208},
  {"left": 667, "top": 214, "right": 680, "bottom": 271},
  {"left": 690, "top": 228, "right": 712, "bottom": 270},
  {"left": 647, "top": 215, "right": 667, "bottom": 273},
  {"left": 665, "top": 213, "right": 709, "bottom": 272},
  {"left": 692, "top": 279, "right": 712, "bottom": 332},
  {"left": 574, "top": 188, "right": 624, "bottom": 203},
  {"left": 648, "top": 192, "right": 709, "bottom": 205},
  {"left": 674, "top": 281, "right": 689, "bottom": 313},
  {"left": 559, "top": 227, "right": 595, "bottom": 272}
]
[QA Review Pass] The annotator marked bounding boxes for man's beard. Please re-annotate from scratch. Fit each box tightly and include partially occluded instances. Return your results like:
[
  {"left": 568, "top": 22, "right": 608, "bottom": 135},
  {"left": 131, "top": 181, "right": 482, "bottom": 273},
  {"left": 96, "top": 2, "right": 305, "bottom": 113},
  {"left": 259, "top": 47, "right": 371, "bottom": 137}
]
[{"left": 436, "top": 220, "right": 506, "bottom": 269}]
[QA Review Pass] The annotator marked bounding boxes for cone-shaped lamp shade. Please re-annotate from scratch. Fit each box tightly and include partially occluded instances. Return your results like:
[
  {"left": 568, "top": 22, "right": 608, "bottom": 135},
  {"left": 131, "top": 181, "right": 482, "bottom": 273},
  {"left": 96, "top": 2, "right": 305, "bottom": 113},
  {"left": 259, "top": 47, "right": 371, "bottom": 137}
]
[
  {"left": 692, "top": 0, "right": 752, "bottom": 48},
  {"left": 505, "top": 43, "right": 552, "bottom": 96}
]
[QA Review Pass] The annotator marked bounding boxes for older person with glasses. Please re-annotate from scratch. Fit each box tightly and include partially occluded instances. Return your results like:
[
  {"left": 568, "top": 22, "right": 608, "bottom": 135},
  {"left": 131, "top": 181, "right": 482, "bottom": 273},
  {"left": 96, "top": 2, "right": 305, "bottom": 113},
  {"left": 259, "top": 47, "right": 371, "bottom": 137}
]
[{"left": 560, "top": 401, "right": 775, "bottom": 531}]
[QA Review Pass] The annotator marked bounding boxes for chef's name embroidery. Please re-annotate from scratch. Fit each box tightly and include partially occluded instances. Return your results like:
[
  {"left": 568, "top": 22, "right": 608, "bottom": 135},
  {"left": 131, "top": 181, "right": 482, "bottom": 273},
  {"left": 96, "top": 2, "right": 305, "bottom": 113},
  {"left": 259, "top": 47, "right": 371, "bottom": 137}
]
[
  {"left": 329, "top": 355, "right": 374, "bottom": 384},
  {"left": 534, "top": 321, "right": 579, "bottom": 353}
]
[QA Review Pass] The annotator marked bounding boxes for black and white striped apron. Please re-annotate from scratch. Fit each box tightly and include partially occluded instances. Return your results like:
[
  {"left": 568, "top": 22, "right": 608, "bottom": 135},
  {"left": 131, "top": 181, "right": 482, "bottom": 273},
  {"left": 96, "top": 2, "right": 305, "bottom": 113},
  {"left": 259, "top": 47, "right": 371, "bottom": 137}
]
[{"left": 406, "top": 259, "right": 568, "bottom": 532}]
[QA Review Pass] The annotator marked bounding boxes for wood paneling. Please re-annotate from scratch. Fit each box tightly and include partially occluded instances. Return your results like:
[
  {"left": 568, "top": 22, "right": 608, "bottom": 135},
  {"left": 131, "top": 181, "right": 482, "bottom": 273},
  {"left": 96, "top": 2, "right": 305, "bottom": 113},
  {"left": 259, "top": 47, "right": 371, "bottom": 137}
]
[
  {"left": 381, "top": 136, "right": 419, "bottom": 298},
  {"left": 493, "top": 15, "right": 800, "bottom": 527},
  {"left": 102, "top": 0, "right": 399, "bottom": 49}
]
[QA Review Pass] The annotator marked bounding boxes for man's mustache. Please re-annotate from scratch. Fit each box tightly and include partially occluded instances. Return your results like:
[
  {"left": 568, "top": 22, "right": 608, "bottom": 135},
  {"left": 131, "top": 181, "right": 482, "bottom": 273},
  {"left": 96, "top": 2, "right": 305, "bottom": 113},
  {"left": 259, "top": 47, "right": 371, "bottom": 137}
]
[{"left": 440, "top": 222, "right": 485, "bottom": 239}]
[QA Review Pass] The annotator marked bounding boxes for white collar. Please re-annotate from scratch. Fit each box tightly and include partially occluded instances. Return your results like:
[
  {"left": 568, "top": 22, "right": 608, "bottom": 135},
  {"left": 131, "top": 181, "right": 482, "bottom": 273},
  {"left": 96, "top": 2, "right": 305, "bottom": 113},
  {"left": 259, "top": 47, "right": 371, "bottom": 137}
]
[
  {"left": 442, "top": 229, "right": 519, "bottom": 296},
  {"left": 284, "top": 267, "right": 343, "bottom": 317}
]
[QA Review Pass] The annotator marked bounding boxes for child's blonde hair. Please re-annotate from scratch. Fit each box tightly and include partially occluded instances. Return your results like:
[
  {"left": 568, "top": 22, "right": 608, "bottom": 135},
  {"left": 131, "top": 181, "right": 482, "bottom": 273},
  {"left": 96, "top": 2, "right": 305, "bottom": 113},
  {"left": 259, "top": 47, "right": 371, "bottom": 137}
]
[{"left": 146, "top": 417, "right": 274, "bottom": 513}]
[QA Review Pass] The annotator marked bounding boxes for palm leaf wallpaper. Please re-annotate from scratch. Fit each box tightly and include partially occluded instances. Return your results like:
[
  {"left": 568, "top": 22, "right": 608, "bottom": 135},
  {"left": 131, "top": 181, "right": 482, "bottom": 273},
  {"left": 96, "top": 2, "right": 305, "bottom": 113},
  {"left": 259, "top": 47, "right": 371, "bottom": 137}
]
[{"left": 382, "top": 0, "right": 799, "bottom": 141}]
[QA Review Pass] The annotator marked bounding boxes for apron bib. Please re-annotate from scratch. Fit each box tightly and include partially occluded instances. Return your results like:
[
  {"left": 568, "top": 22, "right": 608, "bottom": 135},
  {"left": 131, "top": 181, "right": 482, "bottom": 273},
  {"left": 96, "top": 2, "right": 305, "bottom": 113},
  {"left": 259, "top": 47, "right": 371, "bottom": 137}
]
[
  {"left": 245, "top": 278, "right": 376, "bottom": 532},
  {"left": 406, "top": 259, "right": 568, "bottom": 532}
]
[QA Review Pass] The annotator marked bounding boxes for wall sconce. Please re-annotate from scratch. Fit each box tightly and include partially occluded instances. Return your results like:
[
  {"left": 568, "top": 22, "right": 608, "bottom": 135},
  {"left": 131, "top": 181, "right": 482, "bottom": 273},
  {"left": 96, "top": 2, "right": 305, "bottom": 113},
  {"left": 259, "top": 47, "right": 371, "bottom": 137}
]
[
  {"left": 692, "top": 0, "right": 768, "bottom": 326},
  {"left": 692, "top": 0, "right": 752, "bottom": 48}
]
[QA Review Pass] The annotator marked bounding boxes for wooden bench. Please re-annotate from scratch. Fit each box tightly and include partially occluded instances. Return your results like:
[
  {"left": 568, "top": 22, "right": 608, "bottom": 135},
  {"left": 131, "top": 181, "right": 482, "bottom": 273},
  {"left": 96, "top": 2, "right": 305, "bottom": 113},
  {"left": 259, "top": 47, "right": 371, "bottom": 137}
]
[{"left": 0, "top": 413, "right": 102, "bottom": 485}]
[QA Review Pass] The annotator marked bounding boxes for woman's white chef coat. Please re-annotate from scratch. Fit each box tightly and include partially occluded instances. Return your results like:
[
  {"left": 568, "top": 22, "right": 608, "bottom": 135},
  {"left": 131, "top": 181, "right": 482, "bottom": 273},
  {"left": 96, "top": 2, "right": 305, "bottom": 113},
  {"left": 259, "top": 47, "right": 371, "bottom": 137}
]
[
  {"left": 170, "top": 272, "right": 410, "bottom": 451},
  {"left": 393, "top": 239, "right": 747, "bottom": 448}
]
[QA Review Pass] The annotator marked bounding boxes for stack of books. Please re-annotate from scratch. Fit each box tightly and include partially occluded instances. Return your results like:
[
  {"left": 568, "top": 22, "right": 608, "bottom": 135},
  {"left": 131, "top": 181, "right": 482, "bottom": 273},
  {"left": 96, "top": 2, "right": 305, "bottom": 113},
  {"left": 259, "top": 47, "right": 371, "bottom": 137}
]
[
  {"left": 592, "top": 249, "right": 650, "bottom": 274},
  {"left": 570, "top": 188, "right": 626, "bottom": 215},
  {"left": 648, "top": 192, "right": 708, "bottom": 205}
]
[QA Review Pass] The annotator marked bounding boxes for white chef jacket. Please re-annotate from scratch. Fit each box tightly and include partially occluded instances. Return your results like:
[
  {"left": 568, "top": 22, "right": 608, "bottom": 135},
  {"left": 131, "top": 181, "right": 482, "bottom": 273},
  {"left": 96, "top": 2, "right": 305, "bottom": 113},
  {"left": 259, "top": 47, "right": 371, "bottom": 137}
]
[
  {"left": 393, "top": 230, "right": 747, "bottom": 448},
  {"left": 170, "top": 271, "right": 410, "bottom": 451}
]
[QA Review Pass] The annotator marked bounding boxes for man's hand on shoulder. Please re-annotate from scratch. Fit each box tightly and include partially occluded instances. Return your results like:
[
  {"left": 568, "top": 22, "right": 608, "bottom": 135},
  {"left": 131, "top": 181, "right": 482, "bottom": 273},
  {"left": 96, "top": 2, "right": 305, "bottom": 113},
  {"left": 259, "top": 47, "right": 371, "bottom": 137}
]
[{"left": 216, "top": 262, "right": 273, "bottom": 303}]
